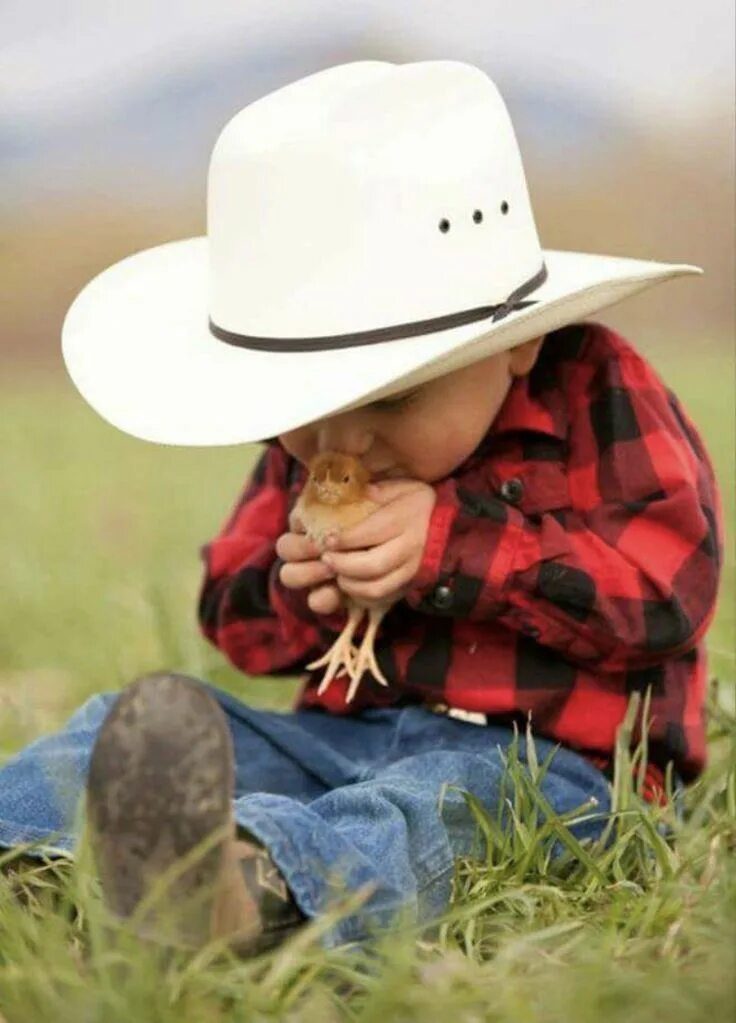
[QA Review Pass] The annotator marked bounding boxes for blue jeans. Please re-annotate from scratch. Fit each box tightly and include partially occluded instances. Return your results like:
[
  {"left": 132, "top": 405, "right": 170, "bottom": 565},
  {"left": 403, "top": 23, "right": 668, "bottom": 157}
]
[{"left": 0, "top": 681, "right": 611, "bottom": 947}]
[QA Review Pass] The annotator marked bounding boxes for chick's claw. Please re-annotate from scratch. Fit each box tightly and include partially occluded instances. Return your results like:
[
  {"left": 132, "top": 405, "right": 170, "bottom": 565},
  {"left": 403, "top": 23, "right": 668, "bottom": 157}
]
[
  {"left": 308, "top": 605, "right": 363, "bottom": 693},
  {"left": 346, "top": 607, "right": 390, "bottom": 703}
]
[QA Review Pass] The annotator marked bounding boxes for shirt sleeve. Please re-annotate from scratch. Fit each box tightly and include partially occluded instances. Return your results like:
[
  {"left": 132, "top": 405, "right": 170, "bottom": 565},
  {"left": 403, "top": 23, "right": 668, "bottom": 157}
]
[
  {"left": 403, "top": 347, "right": 723, "bottom": 674},
  {"left": 197, "top": 442, "right": 347, "bottom": 677}
]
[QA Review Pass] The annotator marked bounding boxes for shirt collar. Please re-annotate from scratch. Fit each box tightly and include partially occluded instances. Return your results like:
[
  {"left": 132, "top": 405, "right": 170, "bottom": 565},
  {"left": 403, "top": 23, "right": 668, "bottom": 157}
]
[
  {"left": 455, "top": 333, "right": 570, "bottom": 475},
  {"left": 489, "top": 367, "right": 568, "bottom": 441}
]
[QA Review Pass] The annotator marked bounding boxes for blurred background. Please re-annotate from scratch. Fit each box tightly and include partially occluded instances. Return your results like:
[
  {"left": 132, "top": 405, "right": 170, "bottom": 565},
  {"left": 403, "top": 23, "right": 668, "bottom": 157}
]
[
  {"left": 3, "top": 0, "right": 734, "bottom": 360},
  {"left": 1, "top": 1, "right": 734, "bottom": 745}
]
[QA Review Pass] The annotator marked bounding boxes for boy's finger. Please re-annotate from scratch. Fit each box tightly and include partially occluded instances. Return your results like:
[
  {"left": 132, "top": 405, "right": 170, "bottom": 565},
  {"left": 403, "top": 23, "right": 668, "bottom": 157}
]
[
  {"left": 331, "top": 506, "right": 400, "bottom": 551},
  {"left": 307, "top": 584, "right": 342, "bottom": 615},
  {"left": 321, "top": 534, "right": 405, "bottom": 580},
  {"left": 276, "top": 532, "right": 321, "bottom": 562},
  {"left": 279, "top": 558, "right": 336, "bottom": 589},
  {"left": 336, "top": 562, "right": 410, "bottom": 603}
]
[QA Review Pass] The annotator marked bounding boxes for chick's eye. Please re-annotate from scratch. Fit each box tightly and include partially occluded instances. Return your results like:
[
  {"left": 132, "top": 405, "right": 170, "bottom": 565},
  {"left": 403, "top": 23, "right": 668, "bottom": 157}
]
[{"left": 342, "top": 475, "right": 350, "bottom": 483}]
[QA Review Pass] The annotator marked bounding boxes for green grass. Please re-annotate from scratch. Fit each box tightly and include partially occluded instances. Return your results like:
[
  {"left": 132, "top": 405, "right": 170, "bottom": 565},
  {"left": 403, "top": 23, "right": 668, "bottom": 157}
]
[
  {"left": 0, "top": 704, "right": 733, "bottom": 1022},
  {"left": 0, "top": 342, "right": 734, "bottom": 1022}
]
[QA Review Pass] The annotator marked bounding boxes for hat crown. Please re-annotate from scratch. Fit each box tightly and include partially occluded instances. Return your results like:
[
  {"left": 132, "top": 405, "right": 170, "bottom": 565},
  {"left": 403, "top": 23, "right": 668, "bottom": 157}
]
[
  {"left": 60, "top": 55, "right": 698, "bottom": 447},
  {"left": 208, "top": 60, "right": 543, "bottom": 340}
]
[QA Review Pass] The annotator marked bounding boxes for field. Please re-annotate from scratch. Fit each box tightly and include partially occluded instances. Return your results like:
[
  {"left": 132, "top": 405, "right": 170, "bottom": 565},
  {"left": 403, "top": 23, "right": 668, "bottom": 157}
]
[{"left": 0, "top": 343, "right": 733, "bottom": 1022}]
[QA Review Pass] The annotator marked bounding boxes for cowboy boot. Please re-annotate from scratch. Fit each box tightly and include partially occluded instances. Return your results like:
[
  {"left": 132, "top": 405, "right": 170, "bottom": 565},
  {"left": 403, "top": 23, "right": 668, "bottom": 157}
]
[{"left": 85, "top": 671, "right": 305, "bottom": 954}]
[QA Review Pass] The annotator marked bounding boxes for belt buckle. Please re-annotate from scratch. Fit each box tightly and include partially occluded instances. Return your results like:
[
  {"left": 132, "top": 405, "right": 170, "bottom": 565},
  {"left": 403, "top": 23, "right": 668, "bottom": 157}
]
[{"left": 431, "top": 703, "right": 488, "bottom": 726}]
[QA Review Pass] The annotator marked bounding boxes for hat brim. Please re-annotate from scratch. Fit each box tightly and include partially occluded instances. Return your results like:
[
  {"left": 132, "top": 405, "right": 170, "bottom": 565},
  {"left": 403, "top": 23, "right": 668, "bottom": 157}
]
[{"left": 61, "top": 237, "right": 701, "bottom": 446}]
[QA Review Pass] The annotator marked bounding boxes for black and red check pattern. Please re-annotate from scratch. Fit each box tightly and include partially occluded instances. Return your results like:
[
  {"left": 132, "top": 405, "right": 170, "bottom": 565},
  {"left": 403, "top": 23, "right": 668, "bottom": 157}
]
[{"left": 198, "top": 322, "right": 724, "bottom": 790}]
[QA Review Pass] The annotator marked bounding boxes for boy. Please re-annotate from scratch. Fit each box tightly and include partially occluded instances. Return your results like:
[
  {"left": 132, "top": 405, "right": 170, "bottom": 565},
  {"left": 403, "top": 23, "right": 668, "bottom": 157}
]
[{"left": 0, "top": 61, "right": 723, "bottom": 956}]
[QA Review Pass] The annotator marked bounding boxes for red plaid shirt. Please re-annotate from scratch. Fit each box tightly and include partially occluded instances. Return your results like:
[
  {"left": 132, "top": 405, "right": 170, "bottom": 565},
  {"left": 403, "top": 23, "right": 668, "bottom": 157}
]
[{"left": 198, "top": 322, "right": 723, "bottom": 790}]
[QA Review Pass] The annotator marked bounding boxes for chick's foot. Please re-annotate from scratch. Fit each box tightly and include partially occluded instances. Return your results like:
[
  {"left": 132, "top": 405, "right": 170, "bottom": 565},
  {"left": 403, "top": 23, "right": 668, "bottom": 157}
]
[
  {"left": 307, "top": 604, "right": 364, "bottom": 693},
  {"left": 346, "top": 605, "right": 390, "bottom": 702}
]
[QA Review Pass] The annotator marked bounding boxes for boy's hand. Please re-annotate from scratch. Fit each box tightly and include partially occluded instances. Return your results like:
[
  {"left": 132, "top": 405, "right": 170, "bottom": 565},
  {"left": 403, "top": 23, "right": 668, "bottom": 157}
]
[
  {"left": 319, "top": 479, "right": 437, "bottom": 604},
  {"left": 275, "top": 530, "right": 345, "bottom": 615}
]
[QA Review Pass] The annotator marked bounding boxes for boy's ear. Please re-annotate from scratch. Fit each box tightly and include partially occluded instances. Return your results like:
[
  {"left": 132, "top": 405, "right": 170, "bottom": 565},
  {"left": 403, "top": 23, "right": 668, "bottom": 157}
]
[{"left": 509, "top": 334, "right": 545, "bottom": 377}]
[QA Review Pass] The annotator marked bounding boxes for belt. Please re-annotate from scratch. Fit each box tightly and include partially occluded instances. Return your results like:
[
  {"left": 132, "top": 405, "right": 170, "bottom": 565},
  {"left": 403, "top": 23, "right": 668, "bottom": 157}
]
[{"left": 429, "top": 703, "right": 489, "bottom": 726}]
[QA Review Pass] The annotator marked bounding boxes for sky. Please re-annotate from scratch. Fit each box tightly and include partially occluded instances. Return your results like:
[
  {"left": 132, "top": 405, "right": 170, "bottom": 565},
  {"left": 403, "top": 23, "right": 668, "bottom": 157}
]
[
  {"left": 0, "top": 0, "right": 733, "bottom": 214},
  {"left": 2, "top": 0, "right": 733, "bottom": 132}
]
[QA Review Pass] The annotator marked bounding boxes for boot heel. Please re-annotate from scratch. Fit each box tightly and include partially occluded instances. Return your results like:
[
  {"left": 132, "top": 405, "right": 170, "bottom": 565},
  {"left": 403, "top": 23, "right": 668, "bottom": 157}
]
[{"left": 86, "top": 672, "right": 239, "bottom": 948}]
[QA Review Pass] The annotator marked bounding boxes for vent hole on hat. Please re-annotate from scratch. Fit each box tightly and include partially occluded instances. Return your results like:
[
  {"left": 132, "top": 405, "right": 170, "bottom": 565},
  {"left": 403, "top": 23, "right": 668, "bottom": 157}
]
[
  {"left": 438, "top": 218, "right": 451, "bottom": 233},
  {"left": 472, "top": 209, "right": 483, "bottom": 223},
  {"left": 500, "top": 201, "right": 510, "bottom": 215}
]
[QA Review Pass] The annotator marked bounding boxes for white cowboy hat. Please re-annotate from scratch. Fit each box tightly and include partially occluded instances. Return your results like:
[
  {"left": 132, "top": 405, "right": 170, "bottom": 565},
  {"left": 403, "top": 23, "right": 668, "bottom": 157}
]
[{"left": 61, "top": 59, "right": 701, "bottom": 447}]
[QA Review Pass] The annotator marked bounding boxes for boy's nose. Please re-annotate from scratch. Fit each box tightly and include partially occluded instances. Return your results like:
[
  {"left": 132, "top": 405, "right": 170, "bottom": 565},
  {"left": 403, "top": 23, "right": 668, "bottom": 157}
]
[{"left": 316, "top": 417, "right": 374, "bottom": 457}]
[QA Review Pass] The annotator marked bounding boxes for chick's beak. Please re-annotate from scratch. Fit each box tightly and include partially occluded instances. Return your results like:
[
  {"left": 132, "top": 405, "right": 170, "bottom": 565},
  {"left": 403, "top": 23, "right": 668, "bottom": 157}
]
[{"left": 316, "top": 483, "right": 340, "bottom": 503}]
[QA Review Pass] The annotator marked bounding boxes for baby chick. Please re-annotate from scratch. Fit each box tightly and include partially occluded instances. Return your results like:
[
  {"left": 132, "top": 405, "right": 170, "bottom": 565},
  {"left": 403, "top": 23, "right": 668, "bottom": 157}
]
[{"left": 289, "top": 451, "right": 391, "bottom": 703}]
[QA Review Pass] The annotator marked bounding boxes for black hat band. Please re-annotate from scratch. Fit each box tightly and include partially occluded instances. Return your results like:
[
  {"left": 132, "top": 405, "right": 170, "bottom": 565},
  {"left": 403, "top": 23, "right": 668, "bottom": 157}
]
[{"left": 209, "top": 262, "right": 548, "bottom": 353}]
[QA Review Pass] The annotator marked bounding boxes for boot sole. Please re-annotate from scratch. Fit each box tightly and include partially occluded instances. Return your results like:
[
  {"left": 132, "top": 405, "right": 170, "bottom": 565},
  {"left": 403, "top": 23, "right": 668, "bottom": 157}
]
[{"left": 86, "top": 672, "right": 235, "bottom": 946}]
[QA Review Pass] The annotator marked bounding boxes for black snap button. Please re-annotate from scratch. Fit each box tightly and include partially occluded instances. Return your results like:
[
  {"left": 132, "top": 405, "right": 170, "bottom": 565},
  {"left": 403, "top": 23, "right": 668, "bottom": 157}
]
[
  {"left": 521, "top": 622, "right": 541, "bottom": 639},
  {"left": 431, "top": 585, "right": 454, "bottom": 610},
  {"left": 499, "top": 477, "right": 524, "bottom": 504}
]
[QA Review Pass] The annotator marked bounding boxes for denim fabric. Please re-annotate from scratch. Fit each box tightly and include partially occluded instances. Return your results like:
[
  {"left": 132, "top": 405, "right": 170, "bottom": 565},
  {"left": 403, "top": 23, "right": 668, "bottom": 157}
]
[{"left": 0, "top": 682, "right": 612, "bottom": 947}]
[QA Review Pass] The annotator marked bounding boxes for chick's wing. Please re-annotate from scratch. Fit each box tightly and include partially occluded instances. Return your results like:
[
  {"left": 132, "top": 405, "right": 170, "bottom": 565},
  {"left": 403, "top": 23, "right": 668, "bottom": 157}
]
[{"left": 293, "top": 496, "right": 379, "bottom": 550}]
